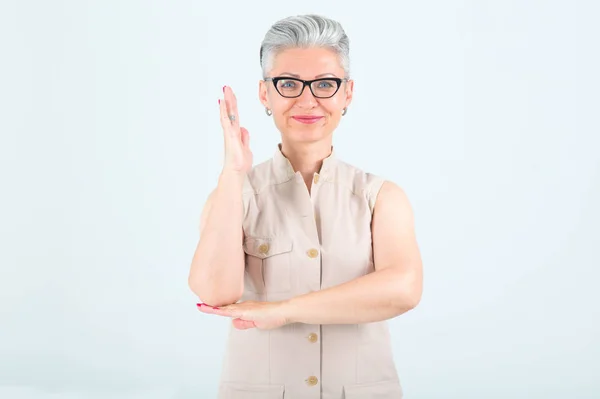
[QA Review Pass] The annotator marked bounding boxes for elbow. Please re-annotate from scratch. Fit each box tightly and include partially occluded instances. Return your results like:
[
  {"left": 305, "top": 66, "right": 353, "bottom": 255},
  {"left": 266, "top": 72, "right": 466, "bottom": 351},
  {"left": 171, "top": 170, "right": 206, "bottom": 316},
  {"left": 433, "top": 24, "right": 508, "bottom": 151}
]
[
  {"left": 203, "top": 293, "right": 244, "bottom": 308},
  {"left": 188, "top": 275, "right": 243, "bottom": 308},
  {"left": 404, "top": 289, "right": 422, "bottom": 311},
  {"left": 392, "top": 290, "right": 421, "bottom": 314},
  {"left": 392, "top": 271, "right": 422, "bottom": 313}
]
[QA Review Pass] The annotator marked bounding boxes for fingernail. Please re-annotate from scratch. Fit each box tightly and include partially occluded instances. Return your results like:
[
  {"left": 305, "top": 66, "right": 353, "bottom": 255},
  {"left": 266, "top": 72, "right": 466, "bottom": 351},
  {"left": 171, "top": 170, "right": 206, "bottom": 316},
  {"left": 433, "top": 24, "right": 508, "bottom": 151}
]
[
  {"left": 218, "top": 99, "right": 220, "bottom": 104},
  {"left": 223, "top": 85, "right": 226, "bottom": 92},
  {"left": 196, "top": 303, "right": 219, "bottom": 310}
]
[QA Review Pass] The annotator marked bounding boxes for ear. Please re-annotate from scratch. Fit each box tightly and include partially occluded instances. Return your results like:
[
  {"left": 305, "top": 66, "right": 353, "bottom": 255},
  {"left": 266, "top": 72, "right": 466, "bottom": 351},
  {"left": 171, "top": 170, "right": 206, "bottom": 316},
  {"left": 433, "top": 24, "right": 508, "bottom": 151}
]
[
  {"left": 258, "top": 79, "right": 269, "bottom": 108},
  {"left": 344, "top": 79, "right": 354, "bottom": 109}
]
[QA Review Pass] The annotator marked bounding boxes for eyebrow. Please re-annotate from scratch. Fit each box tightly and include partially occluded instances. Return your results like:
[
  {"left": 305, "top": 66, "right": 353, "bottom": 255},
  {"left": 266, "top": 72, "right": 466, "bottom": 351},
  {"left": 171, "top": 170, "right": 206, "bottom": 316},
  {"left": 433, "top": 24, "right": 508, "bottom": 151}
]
[{"left": 279, "top": 72, "right": 338, "bottom": 79}]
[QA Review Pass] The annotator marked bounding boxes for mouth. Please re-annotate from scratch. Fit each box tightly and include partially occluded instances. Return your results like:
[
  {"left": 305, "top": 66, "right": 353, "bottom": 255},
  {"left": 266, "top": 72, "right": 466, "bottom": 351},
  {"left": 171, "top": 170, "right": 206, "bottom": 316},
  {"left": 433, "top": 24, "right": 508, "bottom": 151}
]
[{"left": 291, "top": 116, "right": 324, "bottom": 124}]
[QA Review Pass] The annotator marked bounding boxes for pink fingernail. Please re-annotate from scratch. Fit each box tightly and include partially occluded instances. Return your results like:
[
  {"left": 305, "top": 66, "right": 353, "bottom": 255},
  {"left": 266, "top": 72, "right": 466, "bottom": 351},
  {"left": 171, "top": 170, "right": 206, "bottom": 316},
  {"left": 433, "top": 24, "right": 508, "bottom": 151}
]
[
  {"left": 196, "top": 303, "right": 219, "bottom": 310},
  {"left": 218, "top": 99, "right": 220, "bottom": 104},
  {"left": 223, "top": 86, "right": 226, "bottom": 92}
]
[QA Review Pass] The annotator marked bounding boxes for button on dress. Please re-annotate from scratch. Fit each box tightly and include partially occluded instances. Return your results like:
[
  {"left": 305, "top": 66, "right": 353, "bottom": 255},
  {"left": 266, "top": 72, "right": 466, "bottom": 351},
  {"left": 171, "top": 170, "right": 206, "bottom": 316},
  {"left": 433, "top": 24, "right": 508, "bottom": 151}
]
[{"left": 217, "top": 145, "right": 404, "bottom": 399}]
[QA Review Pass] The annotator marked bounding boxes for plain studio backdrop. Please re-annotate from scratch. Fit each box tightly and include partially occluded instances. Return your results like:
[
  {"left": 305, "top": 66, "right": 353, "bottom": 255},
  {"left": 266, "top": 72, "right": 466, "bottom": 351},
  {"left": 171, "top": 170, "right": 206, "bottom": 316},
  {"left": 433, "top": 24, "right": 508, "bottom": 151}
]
[{"left": 1, "top": 1, "right": 598, "bottom": 398}]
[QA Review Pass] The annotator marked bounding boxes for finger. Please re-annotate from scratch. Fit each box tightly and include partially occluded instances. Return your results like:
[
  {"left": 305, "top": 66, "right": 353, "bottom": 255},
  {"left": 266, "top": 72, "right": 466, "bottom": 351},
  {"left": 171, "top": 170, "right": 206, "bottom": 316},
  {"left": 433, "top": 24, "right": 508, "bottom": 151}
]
[
  {"left": 196, "top": 303, "right": 232, "bottom": 316},
  {"left": 199, "top": 304, "right": 242, "bottom": 319},
  {"left": 224, "top": 86, "right": 240, "bottom": 128},
  {"left": 196, "top": 304, "right": 219, "bottom": 314},
  {"left": 222, "top": 87, "right": 239, "bottom": 133},
  {"left": 196, "top": 302, "right": 220, "bottom": 309},
  {"left": 240, "top": 127, "right": 250, "bottom": 148},
  {"left": 218, "top": 98, "right": 233, "bottom": 134},
  {"left": 233, "top": 318, "right": 256, "bottom": 330}
]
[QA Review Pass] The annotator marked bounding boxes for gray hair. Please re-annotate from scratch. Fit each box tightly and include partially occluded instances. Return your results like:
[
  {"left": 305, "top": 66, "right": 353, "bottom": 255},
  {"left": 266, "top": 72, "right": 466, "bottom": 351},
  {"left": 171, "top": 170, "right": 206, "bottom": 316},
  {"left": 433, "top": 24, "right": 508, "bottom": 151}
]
[{"left": 259, "top": 14, "right": 350, "bottom": 78}]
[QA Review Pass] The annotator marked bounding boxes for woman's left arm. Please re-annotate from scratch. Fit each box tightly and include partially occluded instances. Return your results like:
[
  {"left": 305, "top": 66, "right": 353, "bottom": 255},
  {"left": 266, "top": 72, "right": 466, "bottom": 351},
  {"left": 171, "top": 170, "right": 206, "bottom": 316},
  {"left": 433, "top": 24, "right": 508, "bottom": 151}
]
[
  {"left": 197, "top": 181, "right": 423, "bottom": 328},
  {"left": 280, "top": 181, "right": 423, "bottom": 325}
]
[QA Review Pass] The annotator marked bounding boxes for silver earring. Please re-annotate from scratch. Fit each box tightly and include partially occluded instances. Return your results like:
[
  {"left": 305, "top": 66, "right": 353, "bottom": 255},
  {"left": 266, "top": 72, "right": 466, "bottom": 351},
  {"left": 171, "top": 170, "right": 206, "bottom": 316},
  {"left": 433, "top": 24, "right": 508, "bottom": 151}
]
[
  {"left": 265, "top": 108, "right": 272, "bottom": 116},
  {"left": 342, "top": 107, "right": 347, "bottom": 116}
]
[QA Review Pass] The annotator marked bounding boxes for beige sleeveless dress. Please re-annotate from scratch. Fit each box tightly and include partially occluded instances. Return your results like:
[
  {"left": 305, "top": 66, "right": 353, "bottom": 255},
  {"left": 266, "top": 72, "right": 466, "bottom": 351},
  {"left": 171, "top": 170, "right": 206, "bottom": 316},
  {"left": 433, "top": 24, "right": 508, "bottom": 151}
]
[{"left": 217, "top": 145, "right": 403, "bottom": 399}]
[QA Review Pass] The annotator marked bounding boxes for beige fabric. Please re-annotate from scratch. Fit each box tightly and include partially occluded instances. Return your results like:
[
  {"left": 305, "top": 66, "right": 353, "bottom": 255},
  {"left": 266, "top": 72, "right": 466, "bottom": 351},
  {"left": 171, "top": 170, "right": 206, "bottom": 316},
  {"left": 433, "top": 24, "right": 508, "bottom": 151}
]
[{"left": 217, "top": 145, "right": 403, "bottom": 399}]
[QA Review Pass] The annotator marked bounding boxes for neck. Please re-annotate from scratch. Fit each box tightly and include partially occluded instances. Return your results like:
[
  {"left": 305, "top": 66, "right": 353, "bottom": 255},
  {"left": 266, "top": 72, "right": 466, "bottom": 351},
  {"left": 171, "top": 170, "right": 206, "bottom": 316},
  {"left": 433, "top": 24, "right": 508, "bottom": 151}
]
[{"left": 280, "top": 141, "right": 332, "bottom": 178}]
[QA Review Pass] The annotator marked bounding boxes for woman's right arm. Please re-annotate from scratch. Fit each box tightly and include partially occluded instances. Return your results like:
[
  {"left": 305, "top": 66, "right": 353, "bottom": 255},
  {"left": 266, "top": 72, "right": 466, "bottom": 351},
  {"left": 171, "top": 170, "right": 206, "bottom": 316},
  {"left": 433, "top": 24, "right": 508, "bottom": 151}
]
[
  {"left": 188, "top": 86, "right": 253, "bottom": 307},
  {"left": 188, "top": 171, "right": 246, "bottom": 307}
]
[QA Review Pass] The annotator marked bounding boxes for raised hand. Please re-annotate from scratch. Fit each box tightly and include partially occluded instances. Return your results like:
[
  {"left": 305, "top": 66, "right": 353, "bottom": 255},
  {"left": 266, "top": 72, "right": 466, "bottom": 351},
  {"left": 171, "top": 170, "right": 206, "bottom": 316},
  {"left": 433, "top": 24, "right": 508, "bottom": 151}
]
[{"left": 220, "top": 86, "right": 253, "bottom": 174}]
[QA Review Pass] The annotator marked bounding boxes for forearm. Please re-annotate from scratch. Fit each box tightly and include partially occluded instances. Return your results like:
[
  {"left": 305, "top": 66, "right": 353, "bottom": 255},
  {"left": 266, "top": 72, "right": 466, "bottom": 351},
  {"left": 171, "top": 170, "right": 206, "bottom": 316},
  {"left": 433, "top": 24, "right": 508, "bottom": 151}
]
[
  {"left": 281, "top": 267, "right": 421, "bottom": 325},
  {"left": 189, "top": 171, "right": 246, "bottom": 306}
]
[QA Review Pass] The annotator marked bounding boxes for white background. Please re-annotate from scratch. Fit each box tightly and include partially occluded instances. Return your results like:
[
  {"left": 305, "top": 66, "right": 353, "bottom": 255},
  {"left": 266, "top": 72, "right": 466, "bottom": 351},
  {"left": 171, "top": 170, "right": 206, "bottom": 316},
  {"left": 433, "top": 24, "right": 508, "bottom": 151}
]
[{"left": 1, "top": 1, "right": 598, "bottom": 398}]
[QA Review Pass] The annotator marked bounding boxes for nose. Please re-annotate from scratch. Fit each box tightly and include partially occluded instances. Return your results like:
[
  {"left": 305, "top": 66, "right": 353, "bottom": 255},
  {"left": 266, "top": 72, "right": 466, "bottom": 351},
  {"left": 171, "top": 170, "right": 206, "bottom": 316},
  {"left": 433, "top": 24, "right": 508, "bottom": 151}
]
[{"left": 295, "top": 84, "right": 318, "bottom": 108}]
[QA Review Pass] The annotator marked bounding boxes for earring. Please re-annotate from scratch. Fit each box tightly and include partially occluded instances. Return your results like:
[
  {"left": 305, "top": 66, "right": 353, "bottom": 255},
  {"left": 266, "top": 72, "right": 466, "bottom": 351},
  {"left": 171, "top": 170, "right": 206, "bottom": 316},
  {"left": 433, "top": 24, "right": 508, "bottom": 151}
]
[
  {"left": 342, "top": 107, "right": 348, "bottom": 116},
  {"left": 265, "top": 108, "right": 272, "bottom": 116}
]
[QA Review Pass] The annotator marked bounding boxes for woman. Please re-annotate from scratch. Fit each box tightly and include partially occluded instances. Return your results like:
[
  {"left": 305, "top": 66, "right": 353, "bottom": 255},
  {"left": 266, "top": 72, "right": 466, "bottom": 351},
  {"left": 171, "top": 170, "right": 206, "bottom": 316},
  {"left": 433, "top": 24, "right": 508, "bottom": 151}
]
[{"left": 189, "top": 14, "right": 423, "bottom": 399}]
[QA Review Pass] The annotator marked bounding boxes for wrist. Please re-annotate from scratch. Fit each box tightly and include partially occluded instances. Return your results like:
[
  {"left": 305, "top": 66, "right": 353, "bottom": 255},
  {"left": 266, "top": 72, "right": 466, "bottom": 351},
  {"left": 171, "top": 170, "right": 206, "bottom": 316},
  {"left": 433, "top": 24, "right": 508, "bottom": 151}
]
[
  {"left": 278, "top": 298, "right": 298, "bottom": 325},
  {"left": 219, "top": 169, "right": 246, "bottom": 186}
]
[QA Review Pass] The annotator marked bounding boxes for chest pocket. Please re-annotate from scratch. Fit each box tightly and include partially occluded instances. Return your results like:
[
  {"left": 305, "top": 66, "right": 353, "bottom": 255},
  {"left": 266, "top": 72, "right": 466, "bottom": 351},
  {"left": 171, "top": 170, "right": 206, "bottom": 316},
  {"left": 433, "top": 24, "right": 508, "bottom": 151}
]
[{"left": 243, "top": 236, "right": 293, "bottom": 294}]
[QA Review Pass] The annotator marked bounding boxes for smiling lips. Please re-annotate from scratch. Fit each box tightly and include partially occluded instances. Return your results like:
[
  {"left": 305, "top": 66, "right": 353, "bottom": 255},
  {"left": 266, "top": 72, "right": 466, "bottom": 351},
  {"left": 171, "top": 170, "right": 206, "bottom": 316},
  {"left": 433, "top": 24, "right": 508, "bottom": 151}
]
[{"left": 292, "top": 115, "right": 324, "bottom": 124}]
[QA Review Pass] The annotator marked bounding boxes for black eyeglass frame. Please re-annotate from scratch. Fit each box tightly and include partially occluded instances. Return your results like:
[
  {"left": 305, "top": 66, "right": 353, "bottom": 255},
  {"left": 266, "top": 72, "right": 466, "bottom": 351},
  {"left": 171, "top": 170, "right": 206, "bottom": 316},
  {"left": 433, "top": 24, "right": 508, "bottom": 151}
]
[{"left": 264, "top": 76, "right": 349, "bottom": 99}]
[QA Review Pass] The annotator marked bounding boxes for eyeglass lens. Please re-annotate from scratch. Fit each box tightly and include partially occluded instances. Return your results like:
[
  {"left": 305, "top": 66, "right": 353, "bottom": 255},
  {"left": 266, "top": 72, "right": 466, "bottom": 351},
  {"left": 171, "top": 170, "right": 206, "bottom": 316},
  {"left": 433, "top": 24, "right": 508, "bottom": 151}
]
[{"left": 275, "top": 79, "right": 339, "bottom": 98}]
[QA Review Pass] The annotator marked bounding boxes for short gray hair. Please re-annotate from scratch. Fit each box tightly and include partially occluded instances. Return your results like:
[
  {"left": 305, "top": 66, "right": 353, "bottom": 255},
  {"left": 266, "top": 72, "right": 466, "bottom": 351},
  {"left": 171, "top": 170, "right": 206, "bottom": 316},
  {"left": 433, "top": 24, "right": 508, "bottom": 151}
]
[{"left": 259, "top": 14, "right": 350, "bottom": 78}]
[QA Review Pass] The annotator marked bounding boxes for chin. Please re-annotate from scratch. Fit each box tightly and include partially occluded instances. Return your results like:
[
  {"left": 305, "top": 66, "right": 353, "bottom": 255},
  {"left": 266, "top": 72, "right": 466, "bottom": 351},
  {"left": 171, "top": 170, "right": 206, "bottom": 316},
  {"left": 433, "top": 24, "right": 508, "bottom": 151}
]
[{"left": 285, "top": 128, "right": 330, "bottom": 144}]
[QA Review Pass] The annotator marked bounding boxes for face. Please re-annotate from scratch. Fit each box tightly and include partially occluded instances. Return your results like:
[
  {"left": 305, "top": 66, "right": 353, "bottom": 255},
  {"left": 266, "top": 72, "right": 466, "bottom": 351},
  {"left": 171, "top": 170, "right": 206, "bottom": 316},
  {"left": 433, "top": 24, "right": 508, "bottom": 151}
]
[{"left": 259, "top": 47, "right": 354, "bottom": 145}]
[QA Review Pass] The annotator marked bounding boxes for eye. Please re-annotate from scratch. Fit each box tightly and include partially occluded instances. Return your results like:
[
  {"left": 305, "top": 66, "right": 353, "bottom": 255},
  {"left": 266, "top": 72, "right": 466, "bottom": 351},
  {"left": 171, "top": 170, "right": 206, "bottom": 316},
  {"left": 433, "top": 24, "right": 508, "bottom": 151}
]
[
  {"left": 280, "top": 80, "right": 297, "bottom": 88},
  {"left": 317, "top": 81, "right": 334, "bottom": 88}
]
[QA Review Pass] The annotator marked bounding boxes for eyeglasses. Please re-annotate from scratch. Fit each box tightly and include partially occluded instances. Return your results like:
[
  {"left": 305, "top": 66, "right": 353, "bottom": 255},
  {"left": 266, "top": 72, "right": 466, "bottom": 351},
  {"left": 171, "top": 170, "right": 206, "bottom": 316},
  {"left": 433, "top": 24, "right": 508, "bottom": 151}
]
[{"left": 264, "top": 76, "right": 348, "bottom": 99}]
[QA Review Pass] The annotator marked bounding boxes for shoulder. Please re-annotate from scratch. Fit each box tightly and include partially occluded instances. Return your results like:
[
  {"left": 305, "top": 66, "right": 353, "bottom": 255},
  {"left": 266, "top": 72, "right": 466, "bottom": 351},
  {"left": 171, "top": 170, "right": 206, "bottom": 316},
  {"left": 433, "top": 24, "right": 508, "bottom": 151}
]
[
  {"left": 332, "top": 159, "right": 387, "bottom": 213},
  {"left": 334, "top": 159, "right": 413, "bottom": 219},
  {"left": 375, "top": 180, "right": 411, "bottom": 207},
  {"left": 372, "top": 180, "right": 414, "bottom": 227}
]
